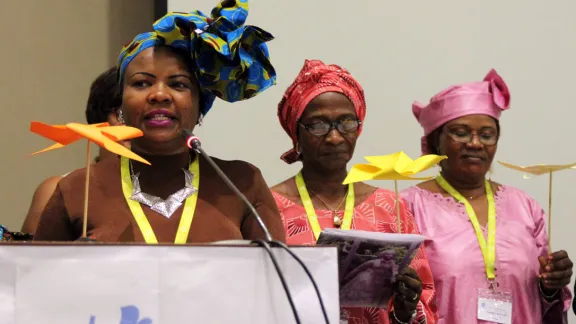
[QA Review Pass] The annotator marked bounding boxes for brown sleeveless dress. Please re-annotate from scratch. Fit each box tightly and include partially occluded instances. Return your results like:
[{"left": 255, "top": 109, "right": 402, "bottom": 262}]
[{"left": 33, "top": 151, "right": 286, "bottom": 243}]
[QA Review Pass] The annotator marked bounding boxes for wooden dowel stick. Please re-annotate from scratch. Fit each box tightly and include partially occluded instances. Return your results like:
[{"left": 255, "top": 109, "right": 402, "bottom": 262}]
[
  {"left": 395, "top": 180, "right": 401, "bottom": 233},
  {"left": 82, "top": 141, "right": 91, "bottom": 238},
  {"left": 547, "top": 170, "right": 552, "bottom": 252}
]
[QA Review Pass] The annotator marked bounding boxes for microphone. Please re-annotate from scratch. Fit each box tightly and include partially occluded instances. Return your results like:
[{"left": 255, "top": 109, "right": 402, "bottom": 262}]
[
  {"left": 181, "top": 130, "right": 330, "bottom": 324},
  {"left": 181, "top": 129, "right": 273, "bottom": 242}
]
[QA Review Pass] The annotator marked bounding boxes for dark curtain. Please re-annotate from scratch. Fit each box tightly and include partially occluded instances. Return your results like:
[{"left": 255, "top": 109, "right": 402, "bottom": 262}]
[{"left": 154, "top": 0, "right": 168, "bottom": 21}]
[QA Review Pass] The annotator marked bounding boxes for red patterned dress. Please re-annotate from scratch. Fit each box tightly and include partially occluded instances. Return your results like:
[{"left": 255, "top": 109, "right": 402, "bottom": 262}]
[{"left": 272, "top": 188, "right": 437, "bottom": 324}]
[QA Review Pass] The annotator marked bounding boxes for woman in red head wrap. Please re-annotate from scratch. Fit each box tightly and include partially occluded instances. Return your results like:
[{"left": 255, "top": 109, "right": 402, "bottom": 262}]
[{"left": 271, "top": 60, "right": 438, "bottom": 324}]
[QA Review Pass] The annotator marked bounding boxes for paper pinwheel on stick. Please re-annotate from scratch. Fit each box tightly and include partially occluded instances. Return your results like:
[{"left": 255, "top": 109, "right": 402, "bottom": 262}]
[
  {"left": 498, "top": 161, "right": 576, "bottom": 250},
  {"left": 30, "top": 121, "right": 150, "bottom": 239},
  {"left": 343, "top": 151, "right": 447, "bottom": 232}
]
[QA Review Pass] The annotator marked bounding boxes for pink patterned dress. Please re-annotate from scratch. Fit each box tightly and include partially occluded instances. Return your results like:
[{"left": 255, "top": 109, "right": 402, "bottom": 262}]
[
  {"left": 273, "top": 188, "right": 438, "bottom": 324},
  {"left": 401, "top": 185, "right": 572, "bottom": 324}
]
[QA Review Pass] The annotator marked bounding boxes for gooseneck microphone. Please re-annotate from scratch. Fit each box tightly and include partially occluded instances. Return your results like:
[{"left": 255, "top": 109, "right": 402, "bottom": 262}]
[
  {"left": 181, "top": 129, "right": 273, "bottom": 242},
  {"left": 181, "top": 129, "right": 330, "bottom": 324}
]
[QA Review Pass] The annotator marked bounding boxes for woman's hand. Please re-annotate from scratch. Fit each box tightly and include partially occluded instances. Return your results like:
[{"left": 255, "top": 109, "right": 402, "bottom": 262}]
[
  {"left": 392, "top": 267, "right": 422, "bottom": 322},
  {"left": 539, "top": 250, "right": 573, "bottom": 291}
]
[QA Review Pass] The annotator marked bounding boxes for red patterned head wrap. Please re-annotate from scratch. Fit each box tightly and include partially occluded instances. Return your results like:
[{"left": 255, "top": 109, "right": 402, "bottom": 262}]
[{"left": 277, "top": 59, "right": 366, "bottom": 164}]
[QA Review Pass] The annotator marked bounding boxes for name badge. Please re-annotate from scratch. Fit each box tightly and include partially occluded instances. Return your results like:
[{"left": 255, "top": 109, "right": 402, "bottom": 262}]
[{"left": 477, "top": 288, "right": 512, "bottom": 324}]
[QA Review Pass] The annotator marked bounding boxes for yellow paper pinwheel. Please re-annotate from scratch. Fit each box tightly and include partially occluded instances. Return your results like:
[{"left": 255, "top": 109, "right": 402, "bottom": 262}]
[
  {"left": 344, "top": 151, "right": 446, "bottom": 232},
  {"left": 498, "top": 161, "right": 576, "bottom": 176},
  {"left": 498, "top": 160, "right": 576, "bottom": 250},
  {"left": 29, "top": 121, "right": 150, "bottom": 239},
  {"left": 343, "top": 151, "right": 446, "bottom": 184}
]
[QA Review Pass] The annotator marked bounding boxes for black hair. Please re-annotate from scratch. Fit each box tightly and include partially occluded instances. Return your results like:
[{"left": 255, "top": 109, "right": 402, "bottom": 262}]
[
  {"left": 85, "top": 67, "right": 122, "bottom": 124},
  {"left": 426, "top": 119, "right": 501, "bottom": 155}
]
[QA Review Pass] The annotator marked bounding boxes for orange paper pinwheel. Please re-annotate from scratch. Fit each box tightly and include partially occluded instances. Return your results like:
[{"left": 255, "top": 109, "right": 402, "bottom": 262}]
[
  {"left": 29, "top": 121, "right": 150, "bottom": 239},
  {"left": 30, "top": 121, "right": 149, "bottom": 164}
]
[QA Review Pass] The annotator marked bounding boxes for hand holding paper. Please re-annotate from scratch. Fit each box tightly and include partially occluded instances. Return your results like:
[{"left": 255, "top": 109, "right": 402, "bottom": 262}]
[
  {"left": 393, "top": 267, "right": 422, "bottom": 321},
  {"left": 317, "top": 229, "right": 425, "bottom": 309}
]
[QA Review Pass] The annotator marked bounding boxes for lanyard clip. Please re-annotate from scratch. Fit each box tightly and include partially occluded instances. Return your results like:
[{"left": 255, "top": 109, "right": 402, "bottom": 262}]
[{"left": 488, "top": 279, "right": 498, "bottom": 291}]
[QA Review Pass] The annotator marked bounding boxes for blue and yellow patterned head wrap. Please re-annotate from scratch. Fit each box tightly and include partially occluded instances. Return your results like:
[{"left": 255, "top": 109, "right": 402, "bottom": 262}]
[{"left": 117, "top": 0, "right": 276, "bottom": 115}]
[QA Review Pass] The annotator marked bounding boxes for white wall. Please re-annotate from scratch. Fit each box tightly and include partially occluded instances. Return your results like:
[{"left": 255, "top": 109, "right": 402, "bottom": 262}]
[
  {"left": 171, "top": 0, "right": 576, "bottom": 318},
  {"left": 0, "top": 0, "right": 155, "bottom": 230}
]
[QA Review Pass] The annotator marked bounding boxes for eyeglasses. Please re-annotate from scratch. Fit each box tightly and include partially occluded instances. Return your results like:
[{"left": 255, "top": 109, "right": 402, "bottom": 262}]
[
  {"left": 298, "top": 118, "right": 361, "bottom": 136},
  {"left": 445, "top": 128, "right": 498, "bottom": 146}
]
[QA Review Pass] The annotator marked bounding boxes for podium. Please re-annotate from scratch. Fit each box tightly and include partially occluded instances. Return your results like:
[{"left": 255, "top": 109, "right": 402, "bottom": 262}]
[{"left": 0, "top": 243, "right": 340, "bottom": 324}]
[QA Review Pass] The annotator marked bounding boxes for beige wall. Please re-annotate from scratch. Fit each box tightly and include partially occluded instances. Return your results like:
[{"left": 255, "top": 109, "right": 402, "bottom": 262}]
[{"left": 0, "top": 0, "right": 154, "bottom": 230}]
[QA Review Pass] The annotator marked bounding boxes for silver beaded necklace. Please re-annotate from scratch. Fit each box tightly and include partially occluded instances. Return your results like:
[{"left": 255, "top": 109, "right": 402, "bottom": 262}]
[{"left": 128, "top": 156, "right": 197, "bottom": 218}]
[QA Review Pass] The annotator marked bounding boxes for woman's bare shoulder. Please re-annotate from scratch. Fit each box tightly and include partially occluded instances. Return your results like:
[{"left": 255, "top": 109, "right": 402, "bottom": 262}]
[
  {"left": 270, "top": 177, "right": 297, "bottom": 196},
  {"left": 22, "top": 175, "right": 64, "bottom": 233},
  {"left": 31, "top": 176, "right": 64, "bottom": 203}
]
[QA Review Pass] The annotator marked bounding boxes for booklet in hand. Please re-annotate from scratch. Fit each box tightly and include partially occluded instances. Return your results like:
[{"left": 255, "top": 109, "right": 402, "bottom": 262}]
[{"left": 317, "top": 229, "right": 426, "bottom": 309}]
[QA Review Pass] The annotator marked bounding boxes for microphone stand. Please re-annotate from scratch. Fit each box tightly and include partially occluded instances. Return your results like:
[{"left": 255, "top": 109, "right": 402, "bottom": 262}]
[
  {"left": 186, "top": 138, "right": 272, "bottom": 242},
  {"left": 182, "top": 131, "right": 330, "bottom": 324}
]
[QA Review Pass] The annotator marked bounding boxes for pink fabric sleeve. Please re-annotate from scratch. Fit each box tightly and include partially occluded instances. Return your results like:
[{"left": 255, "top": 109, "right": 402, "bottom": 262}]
[
  {"left": 389, "top": 198, "right": 439, "bottom": 324},
  {"left": 528, "top": 197, "right": 572, "bottom": 324}
]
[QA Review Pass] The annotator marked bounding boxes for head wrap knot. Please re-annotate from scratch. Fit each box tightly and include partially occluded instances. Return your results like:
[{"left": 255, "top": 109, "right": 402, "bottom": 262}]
[
  {"left": 117, "top": 0, "right": 277, "bottom": 115},
  {"left": 412, "top": 68, "right": 510, "bottom": 154},
  {"left": 277, "top": 59, "right": 366, "bottom": 164}
]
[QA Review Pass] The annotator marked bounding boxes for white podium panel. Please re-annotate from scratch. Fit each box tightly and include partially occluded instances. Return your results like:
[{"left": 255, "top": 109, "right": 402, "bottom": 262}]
[{"left": 0, "top": 244, "right": 339, "bottom": 324}]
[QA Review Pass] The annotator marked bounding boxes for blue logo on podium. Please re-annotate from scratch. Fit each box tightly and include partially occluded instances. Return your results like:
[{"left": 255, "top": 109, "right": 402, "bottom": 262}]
[{"left": 89, "top": 305, "right": 152, "bottom": 324}]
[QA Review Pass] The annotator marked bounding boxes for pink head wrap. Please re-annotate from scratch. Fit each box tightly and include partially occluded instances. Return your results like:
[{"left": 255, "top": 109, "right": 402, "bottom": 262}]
[
  {"left": 412, "top": 69, "right": 511, "bottom": 155},
  {"left": 277, "top": 59, "right": 366, "bottom": 164}
]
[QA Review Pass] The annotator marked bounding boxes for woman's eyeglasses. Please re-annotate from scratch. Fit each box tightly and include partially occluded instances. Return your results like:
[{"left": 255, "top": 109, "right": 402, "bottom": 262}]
[
  {"left": 445, "top": 128, "right": 498, "bottom": 146},
  {"left": 299, "top": 119, "right": 361, "bottom": 136}
]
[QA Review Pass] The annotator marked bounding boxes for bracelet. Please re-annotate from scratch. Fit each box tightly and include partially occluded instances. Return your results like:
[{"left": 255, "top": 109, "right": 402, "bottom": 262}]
[
  {"left": 392, "top": 309, "right": 416, "bottom": 324},
  {"left": 538, "top": 279, "right": 559, "bottom": 300}
]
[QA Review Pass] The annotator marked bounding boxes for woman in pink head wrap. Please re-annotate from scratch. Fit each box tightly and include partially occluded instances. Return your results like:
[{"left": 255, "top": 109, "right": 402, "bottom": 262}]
[
  {"left": 271, "top": 59, "right": 438, "bottom": 324},
  {"left": 401, "top": 69, "right": 573, "bottom": 323}
]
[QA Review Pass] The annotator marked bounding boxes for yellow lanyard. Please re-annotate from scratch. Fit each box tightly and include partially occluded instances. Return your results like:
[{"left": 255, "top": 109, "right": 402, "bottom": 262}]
[
  {"left": 120, "top": 156, "right": 200, "bottom": 244},
  {"left": 295, "top": 171, "right": 355, "bottom": 240},
  {"left": 435, "top": 174, "right": 496, "bottom": 280}
]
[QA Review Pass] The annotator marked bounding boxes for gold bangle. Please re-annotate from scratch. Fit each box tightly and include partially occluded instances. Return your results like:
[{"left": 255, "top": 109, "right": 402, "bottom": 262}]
[
  {"left": 392, "top": 309, "right": 416, "bottom": 324},
  {"left": 539, "top": 279, "right": 559, "bottom": 299}
]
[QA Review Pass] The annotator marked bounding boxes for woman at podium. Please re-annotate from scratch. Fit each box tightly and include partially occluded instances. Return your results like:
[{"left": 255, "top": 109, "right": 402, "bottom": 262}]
[
  {"left": 401, "top": 69, "right": 573, "bottom": 323},
  {"left": 271, "top": 59, "right": 437, "bottom": 324},
  {"left": 33, "top": 1, "right": 285, "bottom": 243}
]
